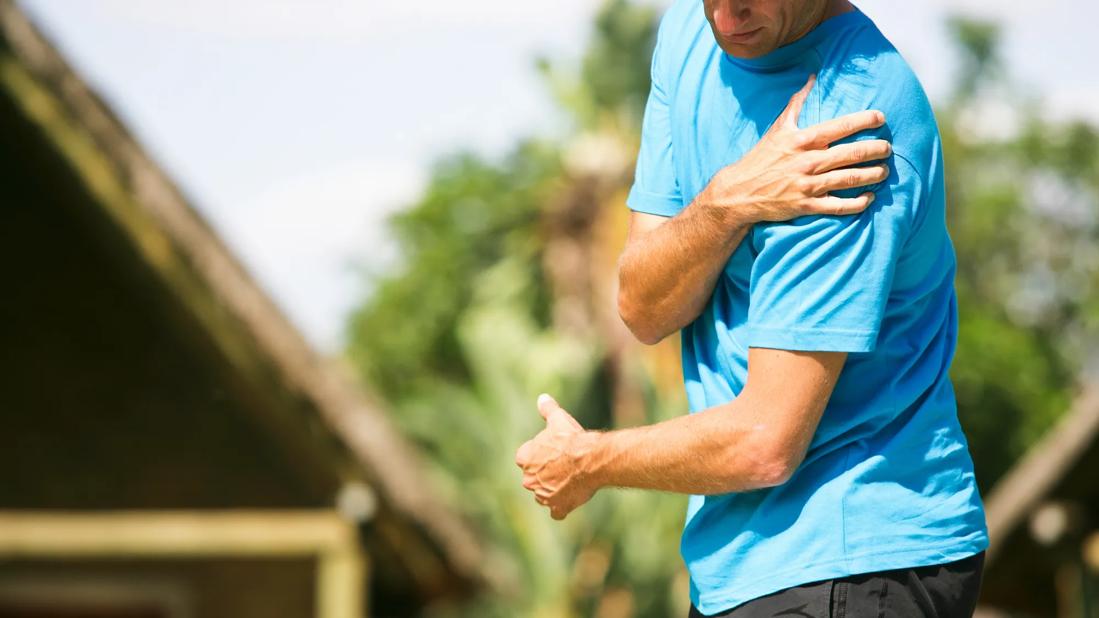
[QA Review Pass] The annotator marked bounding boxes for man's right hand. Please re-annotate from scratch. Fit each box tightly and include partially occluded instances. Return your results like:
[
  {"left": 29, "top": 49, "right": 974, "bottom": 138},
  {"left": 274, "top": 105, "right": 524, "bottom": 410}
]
[{"left": 699, "top": 73, "right": 892, "bottom": 224}]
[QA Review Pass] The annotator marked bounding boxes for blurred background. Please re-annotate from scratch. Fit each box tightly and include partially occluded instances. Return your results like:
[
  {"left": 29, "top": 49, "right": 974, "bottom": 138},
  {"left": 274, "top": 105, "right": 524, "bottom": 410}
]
[{"left": 2, "top": 0, "right": 1098, "bottom": 616}]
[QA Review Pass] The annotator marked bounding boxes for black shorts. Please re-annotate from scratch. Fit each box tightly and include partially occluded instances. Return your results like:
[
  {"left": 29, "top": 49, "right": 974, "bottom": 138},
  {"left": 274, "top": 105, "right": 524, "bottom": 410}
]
[{"left": 688, "top": 551, "right": 985, "bottom": 618}]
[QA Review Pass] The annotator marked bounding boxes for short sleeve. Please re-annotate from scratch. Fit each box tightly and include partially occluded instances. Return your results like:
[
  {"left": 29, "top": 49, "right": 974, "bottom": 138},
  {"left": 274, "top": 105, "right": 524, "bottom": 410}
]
[
  {"left": 745, "top": 154, "right": 922, "bottom": 353},
  {"left": 625, "top": 17, "right": 683, "bottom": 217}
]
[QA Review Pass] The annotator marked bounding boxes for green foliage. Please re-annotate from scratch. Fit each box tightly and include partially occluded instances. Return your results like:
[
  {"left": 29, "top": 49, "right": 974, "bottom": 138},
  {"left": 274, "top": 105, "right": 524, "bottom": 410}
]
[
  {"left": 945, "top": 17, "right": 1000, "bottom": 103},
  {"left": 580, "top": 0, "right": 660, "bottom": 122},
  {"left": 538, "top": 0, "right": 658, "bottom": 131},
  {"left": 385, "top": 255, "right": 687, "bottom": 617},
  {"left": 347, "top": 4, "right": 685, "bottom": 615},
  {"left": 347, "top": 142, "right": 561, "bottom": 402},
  {"left": 346, "top": 141, "right": 690, "bottom": 615},
  {"left": 940, "top": 17, "right": 1099, "bottom": 488}
]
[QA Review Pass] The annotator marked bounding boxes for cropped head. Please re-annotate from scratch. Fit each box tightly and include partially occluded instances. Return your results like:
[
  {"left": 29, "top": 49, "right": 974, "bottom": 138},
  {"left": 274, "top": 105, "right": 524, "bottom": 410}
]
[{"left": 703, "top": 0, "right": 831, "bottom": 58}]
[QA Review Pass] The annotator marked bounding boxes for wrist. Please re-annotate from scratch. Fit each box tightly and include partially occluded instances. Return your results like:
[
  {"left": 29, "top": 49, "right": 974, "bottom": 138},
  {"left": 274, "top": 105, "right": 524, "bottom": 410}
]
[
  {"left": 698, "top": 175, "right": 753, "bottom": 232},
  {"left": 572, "top": 430, "right": 609, "bottom": 490}
]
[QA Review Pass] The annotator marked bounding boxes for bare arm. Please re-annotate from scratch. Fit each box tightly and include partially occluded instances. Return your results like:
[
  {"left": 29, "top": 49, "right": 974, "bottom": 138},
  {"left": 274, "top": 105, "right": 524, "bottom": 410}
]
[
  {"left": 516, "top": 348, "right": 847, "bottom": 518},
  {"left": 618, "top": 75, "right": 892, "bottom": 344},
  {"left": 579, "top": 348, "right": 845, "bottom": 494},
  {"left": 617, "top": 207, "right": 749, "bottom": 345}
]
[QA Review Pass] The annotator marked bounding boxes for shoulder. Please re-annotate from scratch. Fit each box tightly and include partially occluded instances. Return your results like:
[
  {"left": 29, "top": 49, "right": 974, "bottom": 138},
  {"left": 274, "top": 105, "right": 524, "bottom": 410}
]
[
  {"left": 657, "top": 0, "right": 707, "bottom": 38},
  {"left": 814, "top": 14, "right": 939, "bottom": 173},
  {"left": 651, "top": 0, "right": 710, "bottom": 80}
]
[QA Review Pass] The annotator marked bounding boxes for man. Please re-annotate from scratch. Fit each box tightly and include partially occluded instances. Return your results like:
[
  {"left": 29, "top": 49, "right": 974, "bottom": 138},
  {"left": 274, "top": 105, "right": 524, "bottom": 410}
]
[{"left": 515, "top": 0, "right": 989, "bottom": 615}]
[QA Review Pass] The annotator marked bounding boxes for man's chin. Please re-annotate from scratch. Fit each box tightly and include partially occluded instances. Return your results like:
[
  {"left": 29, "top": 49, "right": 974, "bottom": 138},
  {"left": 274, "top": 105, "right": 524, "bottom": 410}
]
[
  {"left": 721, "top": 45, "right": 772, "bottom": 59},
  {"left": 717, "top": 37, "right": 779, "bottom": 59}
]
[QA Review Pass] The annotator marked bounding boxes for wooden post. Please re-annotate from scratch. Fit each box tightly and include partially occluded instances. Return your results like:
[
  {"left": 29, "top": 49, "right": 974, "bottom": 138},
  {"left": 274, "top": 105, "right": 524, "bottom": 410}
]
[
  {"left": 317, "top": 546, "right": 367, "bottom": 618},
  {"left": 0, "top": 510, "right": 367, "bottom": 617},
  {"left": 1085, "top": 530, "right": 1099, "bottom": 573}
]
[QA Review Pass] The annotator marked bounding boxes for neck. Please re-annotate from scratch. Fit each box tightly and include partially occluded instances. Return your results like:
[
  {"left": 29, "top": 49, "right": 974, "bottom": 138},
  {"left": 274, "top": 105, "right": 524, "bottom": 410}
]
[
  {"left": 787, "top": 0, "right": 855, "bottom": 46},
  {"left": 822, "top": 0, "right": 856, "bottom": 20}
]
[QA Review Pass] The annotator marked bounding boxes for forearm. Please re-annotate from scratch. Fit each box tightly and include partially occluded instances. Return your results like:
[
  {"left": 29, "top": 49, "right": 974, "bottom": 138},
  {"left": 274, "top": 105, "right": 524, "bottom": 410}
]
[
  {"left": 618, "top": 195, "right": 750, "bottom": 344},
  {"left": 575, "top": 393, "right": 788, "bottom": 495}
]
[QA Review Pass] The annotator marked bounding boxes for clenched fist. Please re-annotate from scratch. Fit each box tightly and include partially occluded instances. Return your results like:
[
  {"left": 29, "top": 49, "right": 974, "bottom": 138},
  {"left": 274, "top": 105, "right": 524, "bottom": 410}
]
[{"left": 515, "top": 394, "right": 599, "bottom": 521}]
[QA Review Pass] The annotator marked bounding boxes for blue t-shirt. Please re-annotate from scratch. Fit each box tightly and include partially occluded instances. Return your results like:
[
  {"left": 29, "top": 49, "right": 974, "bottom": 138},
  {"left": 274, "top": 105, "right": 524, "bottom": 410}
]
[{"left": 626, "top": 3, "right": 989, "bottom": 614}]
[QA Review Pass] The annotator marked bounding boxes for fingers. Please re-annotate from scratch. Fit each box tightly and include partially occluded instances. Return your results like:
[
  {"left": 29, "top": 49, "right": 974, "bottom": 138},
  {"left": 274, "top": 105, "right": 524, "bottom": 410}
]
[
  {"left": 809, "top": 164, "right": 889, "bottom": 195},
  {"left": 773, "top": 73, "right": 816, "bottom": 133},
  {"left": 805, "top": 192, "right": 876, "bottom": 216},
  {"left": 799, "top": 109, "right": 886, "bottom": 148},
  {"left": 531, "top": 488, "right": 562, "bottom": 516},
  {"left": 809, "top": 139, "right": 892, "bottom": 173},
  {"left": 528, "top": 485, "right": 553, "bottom": 508}
]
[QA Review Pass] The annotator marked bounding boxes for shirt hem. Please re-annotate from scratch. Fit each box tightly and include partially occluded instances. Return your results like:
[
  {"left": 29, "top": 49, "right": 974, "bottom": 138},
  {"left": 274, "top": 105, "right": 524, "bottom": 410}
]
[
  {"left": 690, "top": 535, "right": 990, "bottom": 616},
  {"left": 745, "top": 325, "right": 879, "bottom": 352},
  {"left": 626, "top": 187, "right": 683, "bottom": 217}
]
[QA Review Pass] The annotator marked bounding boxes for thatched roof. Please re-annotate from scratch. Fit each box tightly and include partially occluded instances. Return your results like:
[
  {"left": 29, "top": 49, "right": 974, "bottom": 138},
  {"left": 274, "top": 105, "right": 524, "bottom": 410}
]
[{"left": 0, "top": 0, "right": 484, "bottom": 602}]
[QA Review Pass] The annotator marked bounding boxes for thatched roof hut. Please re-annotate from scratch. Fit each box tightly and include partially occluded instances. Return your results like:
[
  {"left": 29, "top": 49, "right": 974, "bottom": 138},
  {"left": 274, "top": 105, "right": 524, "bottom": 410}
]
[{"left": 0, "top": 1, "right": 483, "bottom": 615}]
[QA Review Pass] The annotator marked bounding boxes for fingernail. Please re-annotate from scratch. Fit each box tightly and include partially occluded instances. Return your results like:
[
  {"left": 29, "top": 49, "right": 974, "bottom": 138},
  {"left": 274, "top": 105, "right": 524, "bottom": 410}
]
[{"left": 537, "top": 393, "right": 554, "bottom": 407}]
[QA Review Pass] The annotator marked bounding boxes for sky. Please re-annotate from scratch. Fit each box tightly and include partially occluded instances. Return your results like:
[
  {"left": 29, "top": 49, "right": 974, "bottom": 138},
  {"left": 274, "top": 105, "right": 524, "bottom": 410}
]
[{"left": 16, "top": 0, "right": 1099, "bottom": 352}]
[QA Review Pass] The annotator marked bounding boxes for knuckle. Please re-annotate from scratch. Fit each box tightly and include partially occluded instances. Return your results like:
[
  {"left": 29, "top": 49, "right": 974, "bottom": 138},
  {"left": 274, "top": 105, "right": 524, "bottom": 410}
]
[
  {"left": 790, "top": 130, "right": 813, "bottom": 150},
  {"left": 798, "top": 152, "right": 822, "bottom": 174}
]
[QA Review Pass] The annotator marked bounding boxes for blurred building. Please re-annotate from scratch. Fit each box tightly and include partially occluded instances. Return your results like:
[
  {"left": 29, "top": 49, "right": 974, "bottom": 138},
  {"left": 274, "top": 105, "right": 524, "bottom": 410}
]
[
  {"left": 0, "top": 1, "right": 483, "bottom": 616},
  {"left": 980, "top": 384, "right": 1099, "bottom": 617}
]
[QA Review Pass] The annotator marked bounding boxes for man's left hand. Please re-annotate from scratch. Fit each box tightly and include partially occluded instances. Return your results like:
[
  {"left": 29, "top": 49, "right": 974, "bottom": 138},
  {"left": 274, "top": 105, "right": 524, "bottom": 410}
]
[{"left": 515, "top": 394, "right": 598, "bottom": 520}]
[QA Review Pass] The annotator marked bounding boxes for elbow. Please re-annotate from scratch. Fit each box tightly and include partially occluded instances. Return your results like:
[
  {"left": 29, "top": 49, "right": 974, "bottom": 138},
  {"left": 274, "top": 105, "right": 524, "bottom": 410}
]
[
  {"left": 726, "top": 433, "right": 803, "bottom": 490},
  {"left": 616, "top": 288, "right": 667, "bottom": 345},
  {"left": 752, "top": 454, "right": 798, "bottom": 489}
]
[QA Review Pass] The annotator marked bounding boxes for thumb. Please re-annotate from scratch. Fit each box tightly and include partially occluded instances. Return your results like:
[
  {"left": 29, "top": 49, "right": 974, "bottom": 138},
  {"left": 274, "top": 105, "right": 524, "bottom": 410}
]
[
  {"left": 775, "top": 73, "right": 816, "bottom": 132},
  {"left": 537, "top": 393, "right": 583, "bottom": 431},
  {"left": 537, "top": 393, "right": 560, "bottom": 421}
]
